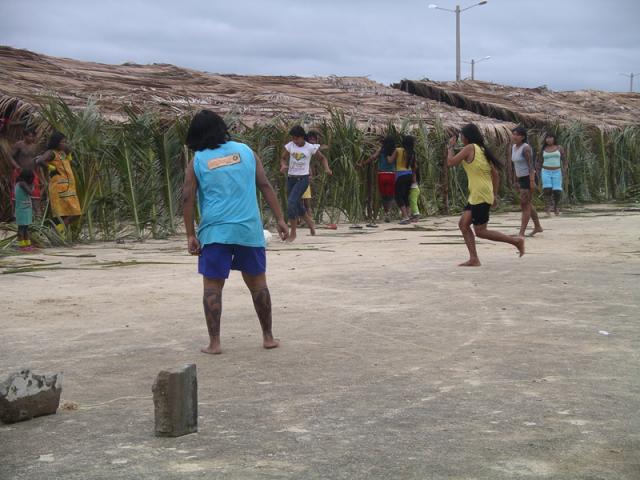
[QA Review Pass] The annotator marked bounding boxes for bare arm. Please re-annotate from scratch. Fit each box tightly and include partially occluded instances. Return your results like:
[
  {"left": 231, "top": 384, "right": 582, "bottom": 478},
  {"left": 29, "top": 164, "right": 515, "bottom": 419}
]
[
  {"left": 182, "top": 158, "right": 200, "bottom": 255},
  {"left": 524, "top": 145, "right": 535, "bottom": 189},
  {"left": 446, "top": 140, "right": 474, "bottom": 167},
  {"left": 314, "top": 151, "right": 332, "bottom": 175},
  {"left": 387, "top": 149, "right": 397, "bottom": 164},
  {"left": 490, "top": 166, "right": 500, "bottom": 207},
  {"left": 17, "top": 181, "right": 34, "bottom": 196},
  {"left": 256, "top": 154, "right": 289, "bottom": 240},
  {"left": 280, "top": 149, "right": 289, "bottom": 174},
  {"left": 359, "top": 147, "right": 380, "bottom": 167}
]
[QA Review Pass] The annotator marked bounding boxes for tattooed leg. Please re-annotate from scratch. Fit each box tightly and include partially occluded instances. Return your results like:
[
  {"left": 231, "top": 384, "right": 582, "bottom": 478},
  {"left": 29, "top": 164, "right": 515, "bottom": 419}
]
[
  {"left": 242, "top": 273, "right": 279, "bottom": 349},
  {"left": 201, "top": 277, "right": 225, "bottom": 354}
]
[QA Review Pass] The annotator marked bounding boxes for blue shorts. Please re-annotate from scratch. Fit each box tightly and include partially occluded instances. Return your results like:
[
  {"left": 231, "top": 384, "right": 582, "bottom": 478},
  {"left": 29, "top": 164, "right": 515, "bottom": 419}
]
[
  {"left": 541, "top": 168, "right": 562, "bottom": 191},
  {"left": 198, "top": 243, "right": 266, "bottom": 279}
]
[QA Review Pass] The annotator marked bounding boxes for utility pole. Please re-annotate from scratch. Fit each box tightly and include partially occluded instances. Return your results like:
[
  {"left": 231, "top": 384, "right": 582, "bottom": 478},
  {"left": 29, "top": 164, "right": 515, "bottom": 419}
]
[{"left": 621, "top": 72, "right": 639, "bottom": 92}]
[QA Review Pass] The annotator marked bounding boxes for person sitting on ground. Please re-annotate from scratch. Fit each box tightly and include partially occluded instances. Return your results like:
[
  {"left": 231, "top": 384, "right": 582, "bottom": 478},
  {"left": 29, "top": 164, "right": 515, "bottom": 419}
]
[
  {"left": 183, "top": 110, "right": 289, "bottom": 355},
  {"left": 447, "top": 123, "right": 525, "bottom": 267},
  {"left": 280, "top": 125, "right": 332, "bottom": 242}
]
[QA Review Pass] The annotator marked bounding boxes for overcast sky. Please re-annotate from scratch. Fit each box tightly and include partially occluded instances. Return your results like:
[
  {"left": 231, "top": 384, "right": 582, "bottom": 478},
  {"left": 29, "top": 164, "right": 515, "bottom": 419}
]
[{"left": 1, "top": 0, "right": 639, "bottom": 92}]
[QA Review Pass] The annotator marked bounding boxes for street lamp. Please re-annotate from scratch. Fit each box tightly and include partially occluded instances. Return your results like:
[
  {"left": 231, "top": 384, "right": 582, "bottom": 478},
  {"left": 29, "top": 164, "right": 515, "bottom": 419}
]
[
  {"left": 464, "top": 55, "right": 491, "bottom": 80},
  {"left": 428, "top": 1, "right": 488, "bottom": 81},
  {"left": 620, "top": 72, "right": 640, "bottom": 92}
]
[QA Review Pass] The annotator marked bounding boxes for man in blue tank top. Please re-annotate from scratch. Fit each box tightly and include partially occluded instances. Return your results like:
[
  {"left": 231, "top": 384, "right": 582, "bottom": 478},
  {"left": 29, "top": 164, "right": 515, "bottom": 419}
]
[{"left": 183, "top": 110, "right": 289, "bottom": 354}]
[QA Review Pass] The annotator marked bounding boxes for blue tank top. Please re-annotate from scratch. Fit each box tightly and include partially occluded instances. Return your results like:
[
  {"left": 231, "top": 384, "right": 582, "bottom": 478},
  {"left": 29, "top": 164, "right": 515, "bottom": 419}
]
[
  {"left": 193, "top": 141, "right": 265, "bottom": 248},
  {"left": 378, "top": 152, "right": 394, "bottom": 172}
]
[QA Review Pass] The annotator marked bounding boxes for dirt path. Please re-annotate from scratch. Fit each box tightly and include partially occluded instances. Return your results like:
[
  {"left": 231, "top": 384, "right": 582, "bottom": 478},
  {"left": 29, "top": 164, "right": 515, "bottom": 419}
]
[{"left": 1, "top": 206, "right": 639, "bottom": 479}]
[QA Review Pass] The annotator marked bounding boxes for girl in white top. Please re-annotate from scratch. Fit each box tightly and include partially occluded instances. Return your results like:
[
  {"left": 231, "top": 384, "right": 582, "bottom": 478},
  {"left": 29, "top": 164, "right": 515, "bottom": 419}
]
[
  {"left": 280, "top": 125, "right": 332, "bottom": 242},
  {"left": 511, "top": 127, "right": 543, "bottom": 238}
]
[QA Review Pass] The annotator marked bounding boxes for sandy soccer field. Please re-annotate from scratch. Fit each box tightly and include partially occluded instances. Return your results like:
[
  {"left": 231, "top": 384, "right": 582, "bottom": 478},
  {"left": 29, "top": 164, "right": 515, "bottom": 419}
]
[{"left": 1, "top": 205, "right": 639, "bottom": 479}]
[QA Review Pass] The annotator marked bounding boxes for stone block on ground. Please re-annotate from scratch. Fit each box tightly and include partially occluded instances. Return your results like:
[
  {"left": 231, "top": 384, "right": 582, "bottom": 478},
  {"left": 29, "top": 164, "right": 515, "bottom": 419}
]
[
  {"left": 0, "top": 369, "right": 63, "bottom": 424},
  {"left": 152, "top": 363, "right": 197, "bottom": 437}
]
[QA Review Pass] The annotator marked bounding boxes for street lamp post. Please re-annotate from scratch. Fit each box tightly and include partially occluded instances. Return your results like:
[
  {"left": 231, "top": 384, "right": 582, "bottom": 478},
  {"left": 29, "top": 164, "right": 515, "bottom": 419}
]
[
  {"left": 429, "top": 1, "right": 488, "bottom": 81},
  {"left": 620, "top": 72, "right": 640, "bottom": 92},
  {"left": 465, "top": 55, "right": 491, "bottom": 80}
]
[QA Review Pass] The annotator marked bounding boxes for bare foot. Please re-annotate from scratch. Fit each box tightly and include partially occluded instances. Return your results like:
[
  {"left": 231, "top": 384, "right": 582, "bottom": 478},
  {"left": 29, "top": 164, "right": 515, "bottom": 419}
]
[
  {"left": 263, "top": 336, "right": 280, "bottom": 349},
  {"left": 530, "top": 227, "right": 543, "bottom": 236},
  {"left": 554, "top": 209, "right": 560, "bottom": 216},
  {"left": 201, "top": 344, "right": 222, "bottom": 355},
  {"left": 516, "top": 237, "right": 526, "bottom": 257},
  {"left": 286, "top": 232, "right": 296, "bottom": 243},
  {"left": 459, "top": 259, "right": 481, "bottom": 267},
  {"left": 309, "top": 226, "right": 316, "bottom": 236}
]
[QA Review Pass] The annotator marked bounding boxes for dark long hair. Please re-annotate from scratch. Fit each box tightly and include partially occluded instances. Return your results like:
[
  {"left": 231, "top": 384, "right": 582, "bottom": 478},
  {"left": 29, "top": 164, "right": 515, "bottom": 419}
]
[
  {"left": 402, "top": 135, "right": 417, "bottom": 171},
  {"left": 381, "top": 135, "right": 396, "bottom": 157},
  {"left": 512, "top": 126, "right": 528, "bottom": 144},
  {"left": 47, "top": 131, "right": 66, "bottom": 150},
  {"left": 460, "top": 123, "right": 502, "bottom": 170},
  {"left": 186, "top": 110, "right": 230, "bottom": 151},
  {"left": 543, "top": 132, "right": 557, "bottom": 147}
]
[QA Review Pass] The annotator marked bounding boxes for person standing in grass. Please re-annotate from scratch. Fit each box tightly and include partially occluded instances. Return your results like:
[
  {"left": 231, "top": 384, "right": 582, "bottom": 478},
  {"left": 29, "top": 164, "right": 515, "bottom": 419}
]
[
  {"left": 280, "top": 125, "right": 332, "bottom": 242},
  {"left": 14, "top": 169, "right": 35, "bottom": 252},
  {"left": 540, "top": 133, "right": 566, "bottom": 215},
  {"left": 36, "top": 132, "right": 81, "bottom": 235},
  {"left": 510, "top": 126, "right": 543, "bottom": 237},
  {"left": 183, "top": 110, "right": 289, "bottom": 355},
  {"left": 403, "top": 135, "right": 421, "bottom": 222},
  {"left": 447, "top": 123, "right": 525, "bottom": 267},
  {"left": 388, "top": 139, "right": 413, "bottom": 224},
  {"left": 360, "top": 135, "right": 397, "bottom": 223},
  {"left": 10, "top": 127, "right": 43, "bottom": 216}
]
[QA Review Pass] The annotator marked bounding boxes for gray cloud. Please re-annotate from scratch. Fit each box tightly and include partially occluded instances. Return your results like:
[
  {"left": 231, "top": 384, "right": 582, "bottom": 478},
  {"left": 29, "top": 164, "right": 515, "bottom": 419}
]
[{"left": 1, "top": 0, "right": 639, "bottom": 91}]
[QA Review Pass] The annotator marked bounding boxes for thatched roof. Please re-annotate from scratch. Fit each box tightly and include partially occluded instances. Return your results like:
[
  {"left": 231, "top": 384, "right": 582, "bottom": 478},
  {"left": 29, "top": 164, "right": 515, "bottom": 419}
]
[
  {"left": 0, "top": 46, "right": 511, "bottom": 133},
  {"left": 397, "top": 79, "right": 640, "bottom": 131}
]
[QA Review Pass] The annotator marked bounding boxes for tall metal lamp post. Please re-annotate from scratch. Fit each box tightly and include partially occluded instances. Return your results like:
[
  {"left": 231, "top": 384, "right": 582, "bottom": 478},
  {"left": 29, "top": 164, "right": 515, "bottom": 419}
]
[
  {"left": 464, "top": 55, "right": 491, "bottom": 80},
  {"left": 620, "top": 72, "right": 640, "bottom": 92},
  {"left": 428, "top": 1, "right": 488, "bottom": 81}
]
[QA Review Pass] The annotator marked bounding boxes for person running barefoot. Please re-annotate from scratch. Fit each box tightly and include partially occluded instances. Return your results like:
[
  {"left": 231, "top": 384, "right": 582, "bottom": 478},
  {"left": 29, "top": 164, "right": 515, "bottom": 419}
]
[
  {"left": 183, "top": 110, "right": 289, "bottom": 354},
  {"left": 280, "top": 126, "right": 332, "bottom": 242},
  {"left": 540, "top": 132, "right": 566, "bottom": 216},
  {"left": 447, "top": 123, "right": 525, "bottom": 266},
  {"left": 511, "top": 127, "right": 543, "bottom": 237}
]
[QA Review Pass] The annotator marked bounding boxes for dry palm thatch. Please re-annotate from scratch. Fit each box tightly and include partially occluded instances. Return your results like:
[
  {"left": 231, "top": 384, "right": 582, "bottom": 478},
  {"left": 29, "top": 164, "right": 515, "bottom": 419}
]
[
  {"left": 0, "top": 46, "right": 512, "bottom": 133},
  {"left": 396, "top": 79, "right": 640, "bottom": 131}
]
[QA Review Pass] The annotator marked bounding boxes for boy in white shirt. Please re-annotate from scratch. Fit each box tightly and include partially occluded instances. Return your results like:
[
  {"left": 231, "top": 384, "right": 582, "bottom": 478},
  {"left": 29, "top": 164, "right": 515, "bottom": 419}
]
[{"left": 280, "top": 125, "right": 332, "bottom": 242}]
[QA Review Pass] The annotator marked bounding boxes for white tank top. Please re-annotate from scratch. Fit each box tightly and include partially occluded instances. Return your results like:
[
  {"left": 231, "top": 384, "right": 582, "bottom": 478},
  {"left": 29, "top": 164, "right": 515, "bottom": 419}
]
[{"left": 511, "top": 143, "right": 530, "bottom": 178}]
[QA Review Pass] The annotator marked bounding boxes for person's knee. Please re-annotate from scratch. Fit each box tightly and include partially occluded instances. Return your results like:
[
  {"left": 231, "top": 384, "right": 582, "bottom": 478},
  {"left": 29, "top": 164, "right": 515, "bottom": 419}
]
[{"left": 474, "top": 226, "right": 488, "bottom": 238}]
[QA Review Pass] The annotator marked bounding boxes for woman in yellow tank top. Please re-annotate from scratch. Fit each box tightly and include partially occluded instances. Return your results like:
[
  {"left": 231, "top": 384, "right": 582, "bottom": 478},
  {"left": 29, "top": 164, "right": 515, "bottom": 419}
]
[{"left": 446, "top": 123, "right": 525, "bottom": 266}]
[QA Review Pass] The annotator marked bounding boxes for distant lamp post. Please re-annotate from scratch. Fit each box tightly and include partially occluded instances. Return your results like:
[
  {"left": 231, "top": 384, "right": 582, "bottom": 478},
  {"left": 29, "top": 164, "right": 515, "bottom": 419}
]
[
  {"left": 428, "top": 1, "right": 488, "bottom": 81},
  {"left": 620, "top": 72, "right": 640, "bottom": 92},
  {"left": 464, "top": 55, "right": 491, "bottom": 80}
]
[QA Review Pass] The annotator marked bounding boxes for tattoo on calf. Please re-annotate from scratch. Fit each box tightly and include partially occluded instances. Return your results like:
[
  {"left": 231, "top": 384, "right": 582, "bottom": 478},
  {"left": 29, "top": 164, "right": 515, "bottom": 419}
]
[
  {"left": 203, "top": 288, "right": 222, "bottom": 337},
  {"left": 250, "top": 287, "right": 272, "bottom": 334}
]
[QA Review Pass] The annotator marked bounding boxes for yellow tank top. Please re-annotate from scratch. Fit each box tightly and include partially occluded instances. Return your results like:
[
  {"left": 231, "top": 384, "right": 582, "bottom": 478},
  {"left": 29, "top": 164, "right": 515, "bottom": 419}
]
[
  {"left": 462, "top": 145, "right": 494, "bottom": 205},
  {"left": 395, "top": 148, "right": 411, "bottom": 172}
]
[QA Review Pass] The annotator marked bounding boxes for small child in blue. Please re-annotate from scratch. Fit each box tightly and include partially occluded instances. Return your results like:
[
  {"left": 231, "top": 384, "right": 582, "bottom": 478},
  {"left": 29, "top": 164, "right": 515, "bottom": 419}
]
[
  {"left": 183, "top": 110, "right": 289, "bottom": 355},
  {"left": 14, "top": 169, "right": 35, "bottom": 252}
]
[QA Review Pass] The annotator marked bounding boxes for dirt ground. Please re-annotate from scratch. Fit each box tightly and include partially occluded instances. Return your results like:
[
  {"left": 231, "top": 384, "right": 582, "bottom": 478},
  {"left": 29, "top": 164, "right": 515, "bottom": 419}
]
[{"left": 1, "top": 205, "right": 639, "bottom": 480}]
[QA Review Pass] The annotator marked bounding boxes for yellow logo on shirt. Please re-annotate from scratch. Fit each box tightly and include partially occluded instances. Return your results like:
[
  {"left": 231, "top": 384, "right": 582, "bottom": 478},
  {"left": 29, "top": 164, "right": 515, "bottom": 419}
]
[
  {"left": 208, "top": 154, "right": 241, "bottom": 170},
  {"left": 291, "top": 152, "right": 306, "bottom": 161}
]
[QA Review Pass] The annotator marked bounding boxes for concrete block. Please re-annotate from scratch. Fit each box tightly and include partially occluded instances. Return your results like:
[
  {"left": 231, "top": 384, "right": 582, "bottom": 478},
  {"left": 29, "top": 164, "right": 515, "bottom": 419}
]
[
  {"left": 152, "top": 363, "right": 197, "bottom": 437},
  {"left": 0, "top": 369, "right": 63, "bottom": 424}
]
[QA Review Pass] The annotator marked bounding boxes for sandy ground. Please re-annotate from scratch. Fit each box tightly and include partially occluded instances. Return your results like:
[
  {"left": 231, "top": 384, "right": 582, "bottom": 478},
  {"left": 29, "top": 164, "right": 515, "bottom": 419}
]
[{"left": 1, "top": 205, "right": 639, "bottom": 480}]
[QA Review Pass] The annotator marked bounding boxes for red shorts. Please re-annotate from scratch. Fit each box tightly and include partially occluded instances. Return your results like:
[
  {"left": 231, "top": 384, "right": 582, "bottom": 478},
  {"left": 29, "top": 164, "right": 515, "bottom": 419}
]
[
  {"left": 377, "top": 172, "right": 396, "bottom": 199},
  {"left": 10, "top": 168, "right": 41, "bottom": 202}
]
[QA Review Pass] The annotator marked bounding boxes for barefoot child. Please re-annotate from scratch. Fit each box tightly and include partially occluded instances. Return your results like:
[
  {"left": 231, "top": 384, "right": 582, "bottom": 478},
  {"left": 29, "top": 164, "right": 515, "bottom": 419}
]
[
  {"left": 447, "top": 123, "right": 525, "bottom": 266},
  {"left": 403, "top": 135, "right": 421, "bottom": 222},
  {"left": 511, "top": 127, "right": 543, "bottom": 237},
  {"left": 360, "top": 135, "right": 397, "bottom": 223},
  {"left": 280, "top": 125, "right": 332, "bottom": 242},
  {"left": 540, "top": 132, "right": 565, "bottom": 215},
  {"left": 14, "top": 169, "right": 35, "bottom": 252},
  {"left": 183, "top": 110, "right": 289, "bottom": 354}
]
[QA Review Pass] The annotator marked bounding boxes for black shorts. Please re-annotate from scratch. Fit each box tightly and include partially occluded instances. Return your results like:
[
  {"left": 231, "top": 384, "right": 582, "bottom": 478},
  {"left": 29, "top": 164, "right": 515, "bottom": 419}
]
[
  {"left": 464, "top": 203, "right": 491, "bottom": 226},
  {"left": 518, "top": 175, "right": 531, "bottom": 190},
  {"left": 394, "top": 174, "right": 412, "bottom": 207}
]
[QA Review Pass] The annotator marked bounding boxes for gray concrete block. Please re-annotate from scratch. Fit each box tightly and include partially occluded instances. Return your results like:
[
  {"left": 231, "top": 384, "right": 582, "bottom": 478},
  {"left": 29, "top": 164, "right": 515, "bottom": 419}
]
[
  {"left": 152, "top": 364, "right": 197, "bottom": 437},
  {"left": 0, "top": 369, "right": 63, "bottom": 424}
]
